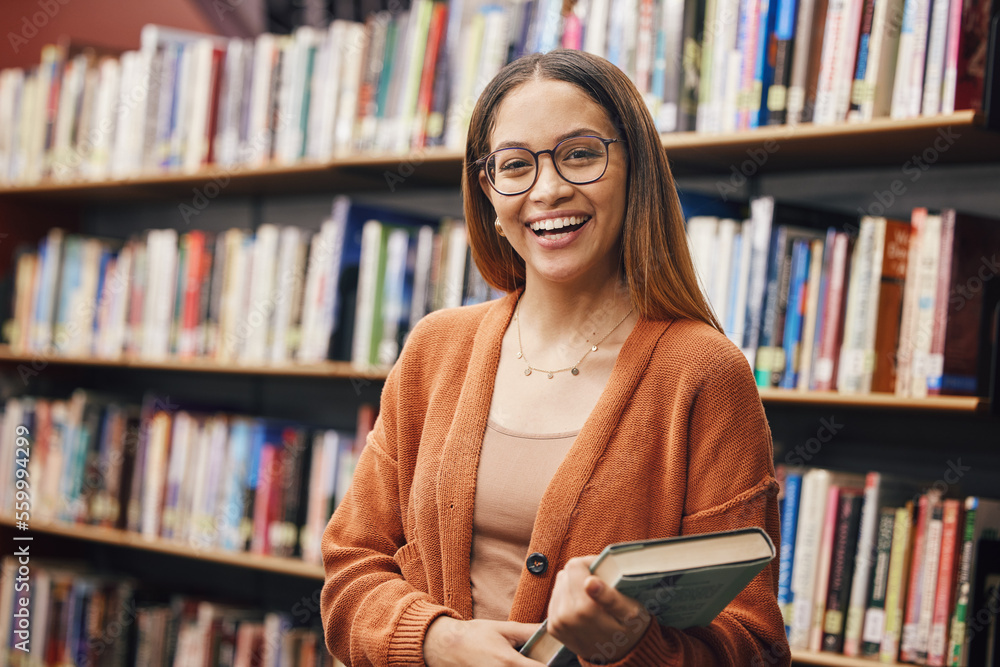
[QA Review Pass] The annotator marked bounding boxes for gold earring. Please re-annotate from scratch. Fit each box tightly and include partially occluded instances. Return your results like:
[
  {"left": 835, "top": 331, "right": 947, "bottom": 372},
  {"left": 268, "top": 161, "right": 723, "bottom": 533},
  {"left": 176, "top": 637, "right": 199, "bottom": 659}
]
[{"left": 495, "top": 218, "right": 506, "bottom": 237}]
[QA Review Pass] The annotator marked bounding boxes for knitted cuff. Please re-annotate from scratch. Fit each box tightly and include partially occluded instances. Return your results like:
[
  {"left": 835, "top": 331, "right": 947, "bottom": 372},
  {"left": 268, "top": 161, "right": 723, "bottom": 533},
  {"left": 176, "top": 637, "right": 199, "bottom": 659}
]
[{"left": 386, "top": 597, "right": 459, "bottom": 666}]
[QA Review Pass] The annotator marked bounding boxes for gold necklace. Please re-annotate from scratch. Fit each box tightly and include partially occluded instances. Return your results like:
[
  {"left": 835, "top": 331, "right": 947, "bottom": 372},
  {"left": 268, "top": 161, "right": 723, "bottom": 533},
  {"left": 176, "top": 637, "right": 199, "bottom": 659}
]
[{"left": 514, "top": 296, "right": 635, "bottom": 379}]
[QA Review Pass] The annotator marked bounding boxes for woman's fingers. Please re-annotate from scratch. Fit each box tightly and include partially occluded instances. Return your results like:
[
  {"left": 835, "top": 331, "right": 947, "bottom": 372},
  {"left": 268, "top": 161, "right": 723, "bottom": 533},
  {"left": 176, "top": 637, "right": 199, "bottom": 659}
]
[{"left": 584, "top": 576, "right": 648, "bottom": 627}]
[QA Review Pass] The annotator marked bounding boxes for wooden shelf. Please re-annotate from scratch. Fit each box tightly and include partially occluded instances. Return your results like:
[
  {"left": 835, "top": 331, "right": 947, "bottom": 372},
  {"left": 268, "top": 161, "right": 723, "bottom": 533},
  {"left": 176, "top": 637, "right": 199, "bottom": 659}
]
[
  {"left": 0, "top": 346, "right": 988, "bottom": 412},
  {"left": 757, "top": 388, "right": 986, "bottom": 412},
  {"left": 0, "top": 517, "right": 324, "bottom": 580},
  {"left": 791, "top": 649, "right": 902, "bottom": 666},
  {"left": 0, "top": 345, "right": 389, "bottom": 380},
  {"left": 660, "top": 110, "right": 1000, "bottom": 173},
  {"left": 0, "top": 113, "right": 995, "bottom": 201}
]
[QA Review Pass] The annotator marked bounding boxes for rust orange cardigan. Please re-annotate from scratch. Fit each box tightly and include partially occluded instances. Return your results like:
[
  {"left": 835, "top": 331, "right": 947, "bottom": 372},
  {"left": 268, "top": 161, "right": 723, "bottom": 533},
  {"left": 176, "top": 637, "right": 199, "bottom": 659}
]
[{"left": 320, "top": 292, "right": 790, "bottom": 666}]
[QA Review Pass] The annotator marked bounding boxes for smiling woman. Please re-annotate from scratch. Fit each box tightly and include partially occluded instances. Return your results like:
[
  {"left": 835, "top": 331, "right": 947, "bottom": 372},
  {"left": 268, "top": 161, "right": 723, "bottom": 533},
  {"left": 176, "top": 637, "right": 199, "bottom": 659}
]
[{"left": 319, "top": 50, "right": 789, "bottom": 667}]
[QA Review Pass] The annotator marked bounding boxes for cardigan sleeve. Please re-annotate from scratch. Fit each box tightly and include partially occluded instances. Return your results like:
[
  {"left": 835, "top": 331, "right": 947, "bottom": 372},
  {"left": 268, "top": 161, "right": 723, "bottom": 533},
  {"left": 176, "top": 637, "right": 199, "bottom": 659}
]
[
  {"left": 581, "top": 344, "right": 791, "bottom": 667},
  {"left": 319, "top": 355, "right": 461, "bottom": 666}
]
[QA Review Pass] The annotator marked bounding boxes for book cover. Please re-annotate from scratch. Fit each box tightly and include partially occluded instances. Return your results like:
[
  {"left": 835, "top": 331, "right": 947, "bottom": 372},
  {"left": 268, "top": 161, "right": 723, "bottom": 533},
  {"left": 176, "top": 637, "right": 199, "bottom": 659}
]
[{"left": 521, "top": 528, "right": 776, "bottom": 664}]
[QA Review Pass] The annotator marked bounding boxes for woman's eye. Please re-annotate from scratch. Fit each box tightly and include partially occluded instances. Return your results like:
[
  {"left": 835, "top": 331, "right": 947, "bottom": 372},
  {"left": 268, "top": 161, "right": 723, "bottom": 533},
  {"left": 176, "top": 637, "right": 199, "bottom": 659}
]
[
  {"left": 499, "top": 159, "right": 531, "bottom": 172},
  {"left": 564, "top": 149, "right": 601, "bottom": 161}
]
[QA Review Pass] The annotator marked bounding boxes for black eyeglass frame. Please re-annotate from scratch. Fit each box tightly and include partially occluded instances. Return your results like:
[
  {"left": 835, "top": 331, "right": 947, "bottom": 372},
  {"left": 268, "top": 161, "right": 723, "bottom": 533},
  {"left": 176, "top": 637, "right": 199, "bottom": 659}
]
[{"left": 477, "top": 136, "right": 624, "bottom": 196}]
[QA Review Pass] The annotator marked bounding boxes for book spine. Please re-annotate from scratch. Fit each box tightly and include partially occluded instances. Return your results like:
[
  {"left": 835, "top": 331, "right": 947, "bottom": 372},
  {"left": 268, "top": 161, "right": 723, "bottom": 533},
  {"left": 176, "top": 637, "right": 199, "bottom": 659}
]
[
  {"left": 844, "top": 471, "right": 883, "bottom": 655},
  {"left": 861, "top": 507, "right": 897, "bottom": 656},
  {"left": 880, "top": 502, "right": 915, "bottom": 661},
  {"left": 755, "top": 225, "right": 788, "bottom": 386},
  {"left": 946, "top": 498, "right": 977, "bottom": 666},
  {"left": 797, "top": 238, "right": 825, "bottom": 389},
  {"left": 767, "top": 0, "right": 800, "bottom": 124},
  {"left": 921, "top": 0, "right": 952, "bottom": 115},
  {"left": 810, "top": 484, "right": 842, "bottom": 650},
  {"left": 871, "top": 219, "right": 911, "bottom": 392},
  {"left": 778, "top": 471, "right": 803, "bottom": 632},
  {"left": 901, "top": 493, "right": 932, "bottom": 661},
  {"left": 838, "top": 217, "right": 875, "bottom": 393},
  {"left": 823, "top": 491, "right": 864, "bottom": 653},
  {"left": 926, "top": 208, "right": 955, "bottom": 395},
  {"left": 813, "top": 232, "right": 849, "bottom": 391},
  {"left": 847, "top": 0, "right": 878, "bottom": 119},
  {"left": 909, "top": 212, "right": 943, "bottom": 398},
  {"left": 780, "top": 240, "right": 810, "bottom": 388},
  {"left": 915, "top": 501, "right": 945, "bottom": 662},
  {"left": 928, "top": 499, "right": 961, "bottom": 665}
]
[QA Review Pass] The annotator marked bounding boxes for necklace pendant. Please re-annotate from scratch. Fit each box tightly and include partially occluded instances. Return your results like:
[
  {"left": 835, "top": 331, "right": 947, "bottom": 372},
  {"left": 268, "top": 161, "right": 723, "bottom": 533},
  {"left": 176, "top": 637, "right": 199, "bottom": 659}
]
[
  {"left": 547, "top": 371, "right": 554, "bottom": 379},
  {"left": 516, "top": 352, "right": 522, "bottom": 359},
  {"left": 591, "top": 345, "right": 598, "bottom": 352},
  {"left": 571, "top": 367, "right": 579, "bottom": 375},
  {"left": 524, "top": 368, "right": 532, "bottom": 376}
]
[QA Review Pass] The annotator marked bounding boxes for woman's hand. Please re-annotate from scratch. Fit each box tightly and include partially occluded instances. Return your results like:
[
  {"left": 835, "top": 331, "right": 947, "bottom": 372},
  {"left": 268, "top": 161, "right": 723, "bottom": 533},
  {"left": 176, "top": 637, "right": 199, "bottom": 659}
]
[
  {"left": 423, "top": 616, "right": 540, "bottom": 666},
  {"left": 546, "top": 556, "right": 652, "bottom": 664}
]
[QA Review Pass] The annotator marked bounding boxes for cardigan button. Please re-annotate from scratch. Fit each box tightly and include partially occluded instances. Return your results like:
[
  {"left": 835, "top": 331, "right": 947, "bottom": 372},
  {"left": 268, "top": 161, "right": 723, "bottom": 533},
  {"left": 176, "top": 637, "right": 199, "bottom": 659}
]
[{"left": 526, "top": 552, "right": 548, "bottom": 575}]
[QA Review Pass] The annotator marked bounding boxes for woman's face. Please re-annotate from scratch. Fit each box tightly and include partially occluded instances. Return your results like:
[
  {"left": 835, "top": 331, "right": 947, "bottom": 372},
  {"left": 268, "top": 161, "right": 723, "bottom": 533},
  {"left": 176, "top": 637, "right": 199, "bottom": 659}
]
[{"left": 480, "top": 78, "right": 628, "bottom": 289}]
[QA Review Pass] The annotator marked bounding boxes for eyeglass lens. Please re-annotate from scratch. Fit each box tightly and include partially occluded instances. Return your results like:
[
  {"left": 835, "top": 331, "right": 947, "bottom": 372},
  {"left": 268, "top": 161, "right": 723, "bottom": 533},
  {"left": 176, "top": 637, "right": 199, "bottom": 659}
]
[{"left": 486, "top": 136, "right": 610, "bottom": 194}]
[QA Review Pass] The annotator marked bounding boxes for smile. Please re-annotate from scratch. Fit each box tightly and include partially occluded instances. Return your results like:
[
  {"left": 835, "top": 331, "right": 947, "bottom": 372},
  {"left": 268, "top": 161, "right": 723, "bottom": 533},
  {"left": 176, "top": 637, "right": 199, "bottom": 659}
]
[{"left": 526, "top": 216, "right": 591, "bottom": 238}]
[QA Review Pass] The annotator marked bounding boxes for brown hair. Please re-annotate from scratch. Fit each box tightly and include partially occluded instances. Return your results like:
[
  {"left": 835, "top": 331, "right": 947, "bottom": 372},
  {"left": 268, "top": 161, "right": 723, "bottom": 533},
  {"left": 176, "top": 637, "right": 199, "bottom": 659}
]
[{"left": 463, "top": 49, "right": 722, "bottom": 332}]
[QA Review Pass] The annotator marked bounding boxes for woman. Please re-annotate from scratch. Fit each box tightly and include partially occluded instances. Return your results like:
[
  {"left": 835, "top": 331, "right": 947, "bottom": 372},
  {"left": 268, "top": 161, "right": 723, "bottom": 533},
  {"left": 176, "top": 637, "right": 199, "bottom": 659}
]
[{"left": 320, "top": 50, "right": 788, "bottom": 666}]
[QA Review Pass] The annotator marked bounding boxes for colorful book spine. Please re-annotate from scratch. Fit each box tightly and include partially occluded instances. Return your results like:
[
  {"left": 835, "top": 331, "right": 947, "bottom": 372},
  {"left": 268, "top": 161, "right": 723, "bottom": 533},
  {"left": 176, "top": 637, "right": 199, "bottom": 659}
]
[
  {"left": 822, "top": 490, "right": 864, "bottom": 652},
  {"left": 861, "top": 507, "right": 897, "bottom": 656},
  {"left": 778, "top": 470, "right": 804, "bottom": 632},
  {"left": 780, "top": 240, "right": 811, "bottom": 388},
  {"left": 928, "top": 498, "right": 961, "bottom": 665},
  {"left": 880, "top": 501, "right": 915, "bottom": 662}
]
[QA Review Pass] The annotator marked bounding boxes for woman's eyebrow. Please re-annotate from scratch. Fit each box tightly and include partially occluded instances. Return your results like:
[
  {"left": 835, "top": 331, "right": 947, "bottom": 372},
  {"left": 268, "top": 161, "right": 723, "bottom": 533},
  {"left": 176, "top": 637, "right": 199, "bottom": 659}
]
[{"left": 492, "top": 128, "right": 606, "bottom": 151}]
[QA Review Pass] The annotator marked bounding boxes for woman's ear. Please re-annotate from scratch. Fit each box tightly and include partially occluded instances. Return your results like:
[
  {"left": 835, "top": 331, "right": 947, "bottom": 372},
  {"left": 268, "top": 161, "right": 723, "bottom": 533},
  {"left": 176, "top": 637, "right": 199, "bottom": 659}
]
[{"left": 478, "top": 169, "right": 492, "bottom": 199}]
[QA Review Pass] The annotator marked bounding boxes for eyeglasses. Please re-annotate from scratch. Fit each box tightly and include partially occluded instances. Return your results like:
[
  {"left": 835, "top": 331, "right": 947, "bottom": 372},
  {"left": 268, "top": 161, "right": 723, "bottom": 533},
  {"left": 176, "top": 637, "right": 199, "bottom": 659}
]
[{"left": 478, "top": 136, "right": 623, "bottom": 196}]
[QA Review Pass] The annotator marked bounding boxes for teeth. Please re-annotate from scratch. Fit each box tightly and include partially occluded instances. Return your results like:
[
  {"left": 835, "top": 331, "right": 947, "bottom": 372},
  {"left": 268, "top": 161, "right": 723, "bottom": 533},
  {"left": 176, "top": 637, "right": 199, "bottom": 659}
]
[{"left": 528, "top": 216, "right": 588, "bottom": 232}]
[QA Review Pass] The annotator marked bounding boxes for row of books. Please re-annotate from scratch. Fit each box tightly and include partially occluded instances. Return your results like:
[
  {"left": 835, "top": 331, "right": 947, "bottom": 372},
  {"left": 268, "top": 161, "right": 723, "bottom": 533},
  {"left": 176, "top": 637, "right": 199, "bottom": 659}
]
[
  {"left": 0, "top": 560, "right": 339, "bottom": 666},
  {"left": 688, "top": 197, "right": 1000, "bottom": 396},
  {"left": 1, "top": 0, "right": 994, "bottom": 186},
  {"left": 6, "top": 196, "right": 496, "bottom": 368},
  {"left": 0, "top": 391, "right": 377, "bottom": 565},
  {"left": 775, "top": 466, "right": 1000, "bottom": 666}
]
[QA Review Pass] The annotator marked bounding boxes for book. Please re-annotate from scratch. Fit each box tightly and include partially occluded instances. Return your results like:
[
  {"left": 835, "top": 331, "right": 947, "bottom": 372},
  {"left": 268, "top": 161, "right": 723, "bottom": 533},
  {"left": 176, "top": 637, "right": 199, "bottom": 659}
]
[
  {"left": 821, "top": 488, "right": 864, "bottom": 652},
  {"left": 928, "top": 498, "right": 962, "bottom": 665},
  {"left": 843, "top": 472, "right": 917, "bottom": 654},
  {"left": 520, "top": 528, "right": 776, "bottom": 665},
  {"left": 880, "top": 501, "right": 916, "bottom": 662},
  {"left": 948, "top": 497, "right": 1000, "bottom": 666},
  {"left": 967, "top": 540, "right": 1000, "bottom": 666},
  {"left": 860, "top": 507, "right": 897, "bottom": 656},
  {"left": 778, "top": 469, "right": 804, "bottom": 633},
  {"left": 927, "top": 211, "right": 1000, "bottom": 396}
]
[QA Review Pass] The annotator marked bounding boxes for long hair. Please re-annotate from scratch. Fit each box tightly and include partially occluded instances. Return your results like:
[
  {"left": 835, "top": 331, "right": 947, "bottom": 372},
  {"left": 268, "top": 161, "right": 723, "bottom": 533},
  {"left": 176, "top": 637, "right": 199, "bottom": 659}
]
[{"left": 463, "top": 50, "right": 722, "bottom": 333}]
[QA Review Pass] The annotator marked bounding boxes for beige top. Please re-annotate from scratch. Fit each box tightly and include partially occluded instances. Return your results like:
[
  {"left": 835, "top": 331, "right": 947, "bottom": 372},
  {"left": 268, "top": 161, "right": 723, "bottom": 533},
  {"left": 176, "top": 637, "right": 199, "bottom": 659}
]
[{"left": 470, "top": 418, "right": 579, "bottom": 621}]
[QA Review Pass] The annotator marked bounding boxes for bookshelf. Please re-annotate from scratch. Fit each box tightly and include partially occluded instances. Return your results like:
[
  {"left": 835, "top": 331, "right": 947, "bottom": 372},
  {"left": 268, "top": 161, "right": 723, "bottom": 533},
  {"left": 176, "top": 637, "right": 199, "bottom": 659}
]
[
  {"left": 0, "top": 517, "right": 324, "bottom": 579},
  {"left": 0, "top": 112, "right": 997, "bottom": 202},
  {"left": 1, "top": 11, "right": 999, "bottom": 667},
  {"left": 0, "top": 344, "right": 987, "bottom": 411}
]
